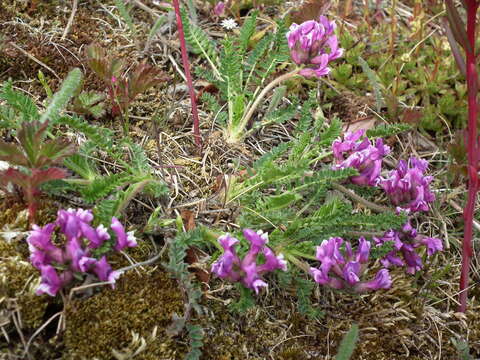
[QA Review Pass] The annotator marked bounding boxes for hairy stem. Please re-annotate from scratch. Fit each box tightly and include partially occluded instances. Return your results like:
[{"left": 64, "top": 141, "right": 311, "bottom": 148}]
[
  {"left": 459, "top": 0, "right": 479, "bottom": 313},
  {"left": 231, "top": 69, "right": 300, "bottom": 142},
  {"left": 332, "top": 183, "right": 392, "bottom": 213},
  {"left": 172, "top": 0, "right": 202, "bottom": 149}
]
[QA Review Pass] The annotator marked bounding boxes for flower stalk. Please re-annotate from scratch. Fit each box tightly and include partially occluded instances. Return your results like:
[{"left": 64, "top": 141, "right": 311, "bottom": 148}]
[
  {"left": 172, "top": 0, "right": 202, "bottom": 149},
  {"left": 459, "top": 0, "right": 480, "bottom": 313}
]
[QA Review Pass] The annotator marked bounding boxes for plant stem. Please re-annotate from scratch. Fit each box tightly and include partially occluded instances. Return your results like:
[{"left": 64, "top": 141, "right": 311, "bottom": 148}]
[
  {"left": 230, "top": 69, "right": 300, "bottom": 143},
  {"left": 172, "top": 0, "right": 202, "bottom": 149},
  {"left": 332, "top": 183, "right": 392, "bottom": 213},
  {"left": 459, "top": 0, "right": 479, "bottom": 313}
]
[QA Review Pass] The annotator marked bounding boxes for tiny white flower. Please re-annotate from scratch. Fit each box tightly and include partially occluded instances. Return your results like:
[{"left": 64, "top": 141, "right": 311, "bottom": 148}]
[
  {"left": 221, "top": 18, "right": 238, "bottom": 30},
  {"left": 0, "top": 160, "right": 9, "bottom": 171}
]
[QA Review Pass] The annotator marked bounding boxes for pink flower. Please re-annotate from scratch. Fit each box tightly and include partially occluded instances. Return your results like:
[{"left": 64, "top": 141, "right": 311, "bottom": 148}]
[
  {"left": 28, "top": 208, "right": 135, "bottom": 296},
  {"left": 286, "top": 16, "right": 343, "bottom": 78},
  {"left": 211, "top": 229, "right": 287, "bottom": 294},
  {"left": 214, "top": 2, "right": 225, "bottom": 16},
  {"left": 310, "top": 237, "right": 391, "bottom": 292},
  {"left": 111, "top": 217, "right": 137, "bottom": 251},
  {"left": 332, "top": 130, "right": 390, "bottom": 186},
  {"left": 380, "top": 157, "right": 435, "bottom": 212},
  {"left": 374, "top": 221, "right": 443, "bottom": 274}
]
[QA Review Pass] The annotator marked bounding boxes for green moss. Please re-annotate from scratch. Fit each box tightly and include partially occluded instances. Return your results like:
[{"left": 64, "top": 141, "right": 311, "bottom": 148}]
[
  {"left": 277, "top": 346, "right": 309, "bottom": 360},
  {"left": 0, "top": 256, "right": 48, "bottom": 329},
  {"left": 64, "top": 269, "right": 185, "bottom": 360}
]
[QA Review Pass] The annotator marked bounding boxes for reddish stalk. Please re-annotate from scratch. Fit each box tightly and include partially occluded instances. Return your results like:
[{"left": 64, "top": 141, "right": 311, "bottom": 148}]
[
  {"left": 459, "top": 0, "right": 479, "bottom": 313},
  {"left": 172, "top": 0, "right": 202, "bottom": 149}
]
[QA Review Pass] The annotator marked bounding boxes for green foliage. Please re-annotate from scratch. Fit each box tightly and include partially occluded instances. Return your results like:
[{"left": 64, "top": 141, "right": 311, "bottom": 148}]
[
  {"left": 40, "top": 68, "right": 83, "bottom": 124},
  {"left": 295, "top": 277, "right": 323, "bottom": 319},
  {"left": 185, "top": 324, "right": 204, "bottom": 360},
  {"left": 72, "top": 91, "right": 106, "bottom": 119},
  {"left": 229, "top": 284, "right": 256, "bottom": 313},
  {"left": 164, "top": 230, "right": 205, "bottom": 359},
  {"left": 57, "top": 115, "right": 113, "bottom": 149},
  {"left": 60, "top": 139, "right": 167, "bottom": 222},
  {"left": 451, "top": 338, "right": 474, "bottom": 360},
  {"left": 334, "top": 323, "right": 359, "bottom": 360},
  {"left": 229, "top": 117, "right": 406, "bottom": 255},
  {"left": 37, "top": 70, "right": 53, "bottom": 98},
  {"left": 366, "top": 123, "right": 411, "bottom": 138},
  {"left": 334, "top": 23, "right": 465, "bottom": 130},
  {"left": 182, "top": 10, "right": 291, "bottom": 142},
  {"left": 358, "top": 56, "right": 384, "bottom": 113},
  {"left": 181, "top": 8, "right": 219, "bottom": 75},
  {"left": 0, "top": 81, "right": 39, "bottom": 126},
  {"left": 114, "top": 0, "right": 136, "bottom": 34}
]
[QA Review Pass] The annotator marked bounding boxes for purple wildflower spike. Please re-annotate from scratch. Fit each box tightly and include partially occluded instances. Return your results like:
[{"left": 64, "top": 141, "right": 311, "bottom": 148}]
[
  {"left": 421, "top": 237, "right": 443, "bottom": 257},
  {"left": 342, "top": 261, "right": 361, "bottom": 285},
  {"left": 356, "top": 237, "right": 371, "bottom": 263},
  {"left": 93, "top": 256, "right": 121, "bottom": 287},
  {"left": 310, "top": 237, "right": 391, "bottom": 292},
  {"left": 286, "top": 16, "right": 343, "bottom": 78},
  {"left": 257, "top": 247, "right": 287, "bottom": 273},
  {"left": 211, "top": 229, "right": 287, "bottom": 294},
  {"left": 374, "top": 221, "right": 443, "bottom": 274},
  {"left": 332, "top": 130, "right": 390, "bottom": 186},
  {"left": 28, "top": 224, "right": 64, "bottom": 269},
  {"left": 211, "top": 234, "right": 240, "bottom": 280},
  {"left": 380, "top": 157, "right": 435, "bottom": 212},
  {"left": 28, "top": 208, "right": 135, "bottom": 296}
]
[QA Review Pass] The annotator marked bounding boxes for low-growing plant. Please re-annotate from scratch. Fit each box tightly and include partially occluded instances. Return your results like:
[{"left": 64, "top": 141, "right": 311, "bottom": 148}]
[
  {"left": 331, "top": 10, "right": 465, "bottom": 131},
  {"left": 28, "top": 208, "right": 137, "bottom": 296},
  {"left": 209, "top": 111, "right": 442, "bottom": 310},
  {"left": 182, "top": 10, "right": 342, "bottom": 143},
  {"left": 164, "top": 229, "right": 206, "bottom": 360},
  {"left": 86, "top": 44, "right": 169, "bottom": 134},
  {"left": 0, "top": 121, "right": 75, "bottom": 222}
]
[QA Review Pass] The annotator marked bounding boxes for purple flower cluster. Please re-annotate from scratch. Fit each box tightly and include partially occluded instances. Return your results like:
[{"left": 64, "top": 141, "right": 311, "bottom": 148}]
[
  {"left": 329, "top": 130, "right": 442, "bottom": 280},
  {"left": 27, "top": 208, "right": 137, "bottom": 296},
  {"left": 332, "top": 130, "right": 435, "bottom": 213},
  {"left": 374, "top": 221, "right": 443, "bottom": 275},
  {"left": 286, "top": 16, "right": 343, "bottom": 78},
  {"left": 211, "top": 229, "right": 287, "bottom": 294},
  {"left": 310, "top": 237, "right": 392, "bottom": 292},
  {"left": 332, "top": 129, "right": 391, "bottom": 186},
  {"left": 380, "top": 157, "right": 435, "bottom": 213}
]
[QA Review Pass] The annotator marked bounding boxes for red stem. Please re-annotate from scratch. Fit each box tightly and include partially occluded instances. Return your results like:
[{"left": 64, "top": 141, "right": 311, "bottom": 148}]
[
  {"left": 458, "top": 0, "right": 479, "bottom": 313},
  {"left": 172, "top": 0, "right": 202, "bottom": 149}
]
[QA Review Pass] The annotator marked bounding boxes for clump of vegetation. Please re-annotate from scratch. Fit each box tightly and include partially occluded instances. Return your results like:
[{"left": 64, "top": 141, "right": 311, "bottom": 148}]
[{"left": 0, "top": 0, "right": 479, "bottom": 359}]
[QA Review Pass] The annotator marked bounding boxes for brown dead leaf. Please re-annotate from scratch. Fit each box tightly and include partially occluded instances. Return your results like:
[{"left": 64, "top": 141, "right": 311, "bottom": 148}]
[
  {"left": 401, "top": 109, "right": 423, "bottom": 125},
  {"left": 291, "top": 0, "right": 332, "bottom": 24},
  {"left": 342, "top": 117, "right": 376, "bottom": 134},
  {"left": 185, "top": 246, "right": 211, "bottom": 284},
  {"left": 180, "top": 209, "right": 196, "bottom": 231}
]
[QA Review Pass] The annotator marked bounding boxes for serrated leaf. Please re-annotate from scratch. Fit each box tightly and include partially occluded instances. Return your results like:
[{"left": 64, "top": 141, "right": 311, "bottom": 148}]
[{"left": 40, "top": 68, "right": 83, "bottom": 124}]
